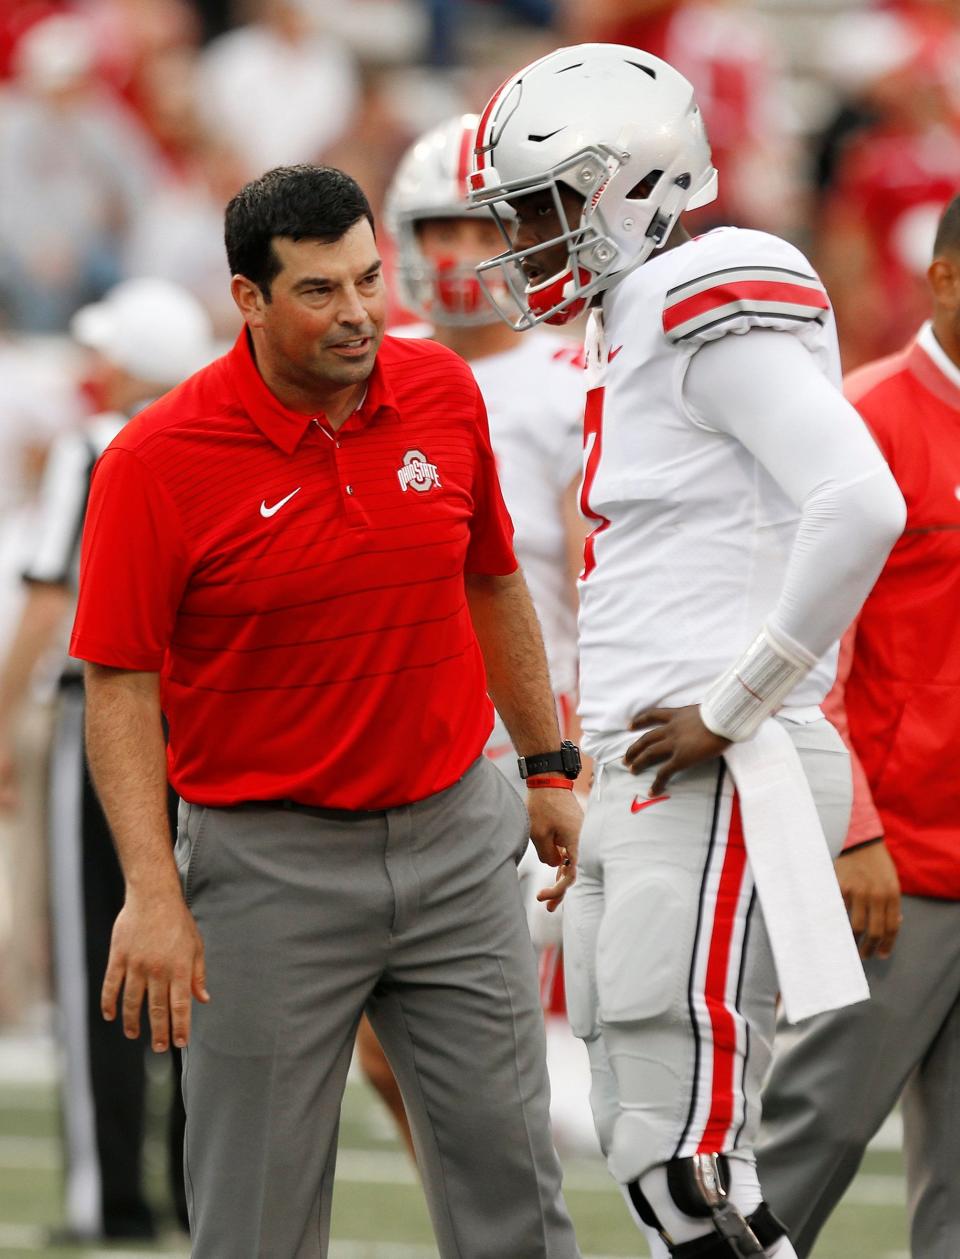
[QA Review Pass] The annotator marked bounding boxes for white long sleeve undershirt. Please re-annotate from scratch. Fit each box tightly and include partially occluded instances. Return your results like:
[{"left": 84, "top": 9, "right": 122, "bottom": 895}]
[{"left": 683, "top": 329, "right": 905, "bottom": 662}]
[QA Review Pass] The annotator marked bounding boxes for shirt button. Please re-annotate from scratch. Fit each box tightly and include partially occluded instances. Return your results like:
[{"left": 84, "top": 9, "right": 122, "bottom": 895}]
[{"left": 345, "top": 485, "right": 354, "bottom": 495}]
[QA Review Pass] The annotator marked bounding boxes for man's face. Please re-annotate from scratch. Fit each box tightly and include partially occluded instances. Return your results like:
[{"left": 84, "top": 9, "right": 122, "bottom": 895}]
[
  {"left": 417, "top": 215, "right": 504, "bottom": 269},
  {"left": 509, "top": 184, "right": 586, "bottom": 287},
  {"left": 416, "top": 214, "right": 505, "bottom": 319},
  {"left": 249, "top": 220, "right": 387, "bottom": 391}
]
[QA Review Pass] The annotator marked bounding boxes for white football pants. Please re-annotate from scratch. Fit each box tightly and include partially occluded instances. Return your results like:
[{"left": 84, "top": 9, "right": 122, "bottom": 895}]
[{"left": 563, "top": 717, "right": 851, "bottom": 1192}]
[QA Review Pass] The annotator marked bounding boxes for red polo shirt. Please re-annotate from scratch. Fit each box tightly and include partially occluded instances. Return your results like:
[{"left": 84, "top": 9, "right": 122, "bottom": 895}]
[
  {"left": 831, "top": 332, "right": 960, "bottom": 899},
  {"left": 70, "top": 331, "right": 517, "bottom": 809}
]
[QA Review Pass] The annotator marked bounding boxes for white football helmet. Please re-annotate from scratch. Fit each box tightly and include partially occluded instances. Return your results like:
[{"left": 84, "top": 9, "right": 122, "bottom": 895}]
[
  {"left": 385, "top": 114, "right": 505, "bottom": 327},
  {"left": 468, "top": 43, "right": 719, "bottom": 328}
]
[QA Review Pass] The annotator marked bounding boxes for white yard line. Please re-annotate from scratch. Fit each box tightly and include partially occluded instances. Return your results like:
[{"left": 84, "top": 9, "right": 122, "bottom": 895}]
[
  {"left": 0, "top": 1136, "right": 908, "bottom": 1209},
  {"left": 0, "top": 1226, "right": 913, "bottom": 1259}
]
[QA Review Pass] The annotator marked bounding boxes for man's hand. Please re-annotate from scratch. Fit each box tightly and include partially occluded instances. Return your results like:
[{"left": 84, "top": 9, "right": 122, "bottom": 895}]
[
  {"left": 624, "top": 705, "right": 730, "bottom": 795},
  {"left": 836, "top": 840, "right": 902, "bottom": 960},
  {"left": 101, "top": 891, "right": 210, "bottom": 1052},
  {"left": 527, "top": 788, "right": 583, "bottom": 913}
]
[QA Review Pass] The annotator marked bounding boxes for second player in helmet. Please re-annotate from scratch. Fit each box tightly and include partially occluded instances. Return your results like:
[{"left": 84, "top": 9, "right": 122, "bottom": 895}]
[
  {"left": 385, "top": 113, "right": 586, "bottom": 811},
  {"left": 355, "top": 114, "right": 592, "bottom": 1157}
]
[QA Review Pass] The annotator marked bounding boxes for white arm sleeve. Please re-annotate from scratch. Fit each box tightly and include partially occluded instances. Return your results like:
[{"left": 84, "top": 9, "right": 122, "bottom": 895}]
[{"left": 683, "top": 329, "right": 905, "bottom": 735}]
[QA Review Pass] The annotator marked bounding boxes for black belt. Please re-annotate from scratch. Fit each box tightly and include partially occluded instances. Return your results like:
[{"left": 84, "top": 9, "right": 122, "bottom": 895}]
[{"left": 229, "top": 799, "right": 387, "bottom": 822}]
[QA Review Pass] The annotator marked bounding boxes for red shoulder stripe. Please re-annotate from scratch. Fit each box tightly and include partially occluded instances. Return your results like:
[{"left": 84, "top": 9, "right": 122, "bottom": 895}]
[{"left": 663, "top": 279, "right": 829, "bottom": 335}]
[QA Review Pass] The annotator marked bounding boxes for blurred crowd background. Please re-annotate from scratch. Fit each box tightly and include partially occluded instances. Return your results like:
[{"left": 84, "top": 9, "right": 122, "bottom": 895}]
[{"left": 1, "top": 0, "right": 959, "bottom": 1030}]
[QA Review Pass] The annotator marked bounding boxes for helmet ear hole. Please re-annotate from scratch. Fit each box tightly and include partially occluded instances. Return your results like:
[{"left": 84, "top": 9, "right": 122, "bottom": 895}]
[{"left": 626, "top": 169, "right": 663, "bottom": 200}]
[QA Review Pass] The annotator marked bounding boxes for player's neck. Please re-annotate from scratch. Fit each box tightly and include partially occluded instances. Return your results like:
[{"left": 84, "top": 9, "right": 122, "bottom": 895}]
[
  {"left": 660, "top": 220, "right": 693, "bottom": 254},
  {"left": 931, "top": 312, "right": 960, "bottom": 371},
  {"left": 431, "top": 321, "right": 519, "bottom": 363}
]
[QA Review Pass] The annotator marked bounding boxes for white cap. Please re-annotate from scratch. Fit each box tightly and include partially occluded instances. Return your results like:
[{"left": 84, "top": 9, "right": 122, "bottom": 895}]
[
  {"left": 818, "top": 12, "right": 920, "bottom": 95},
  {"left": 71, "top": 278, "right": 215, "bottom": 386},
  {"left": 14, "top": 14, "right": 96, "bottom": 91}
]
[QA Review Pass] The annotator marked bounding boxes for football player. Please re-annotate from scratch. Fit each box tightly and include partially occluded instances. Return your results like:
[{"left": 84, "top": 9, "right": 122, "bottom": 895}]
[
  {"left": 468, "top": 45, "right": 906, "bottom": 1259},
  {"left": 356, "top": 114, "right": 593, "bottom": 1156}
]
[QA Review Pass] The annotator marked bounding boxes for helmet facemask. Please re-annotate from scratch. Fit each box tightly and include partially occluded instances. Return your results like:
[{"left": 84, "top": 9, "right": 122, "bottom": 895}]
[
  {"left": 473, "top": 146, "right": 623, "bottom": 329},
  {"left": 474, "top": 146, "right": 700, "bottom": 329}
]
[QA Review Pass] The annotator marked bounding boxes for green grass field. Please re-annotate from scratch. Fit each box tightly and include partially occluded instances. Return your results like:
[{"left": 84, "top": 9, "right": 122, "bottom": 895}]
[{"left": 0, "top": 1037, "right": 908, "bottom": 1259}]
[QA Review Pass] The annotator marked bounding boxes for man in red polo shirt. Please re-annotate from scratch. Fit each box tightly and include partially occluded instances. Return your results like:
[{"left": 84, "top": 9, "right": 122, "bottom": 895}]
[
  {"left": 70, "top": 165, "right": 583, "bottom": 1259},
  {"left": 757, "top": 193, "right": 960, "bottom": 1258}
]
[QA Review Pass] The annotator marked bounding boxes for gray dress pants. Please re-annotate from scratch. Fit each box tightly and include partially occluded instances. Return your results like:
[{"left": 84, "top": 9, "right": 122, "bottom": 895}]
[
  {"left": 757, "top": 894, "right": 960, "bottom": 1259},
  {"left": 175, "top": 757, "right": 580, "bottom": 1259}
]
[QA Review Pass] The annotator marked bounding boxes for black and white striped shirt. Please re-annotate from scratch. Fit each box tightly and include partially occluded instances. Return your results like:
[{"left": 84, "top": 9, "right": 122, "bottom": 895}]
[
  {"left": 23, "top": 413, "right": 126, "bottom": 680},
  {"left": 23, "top": 414, "right": 126, "bottom": 591}
]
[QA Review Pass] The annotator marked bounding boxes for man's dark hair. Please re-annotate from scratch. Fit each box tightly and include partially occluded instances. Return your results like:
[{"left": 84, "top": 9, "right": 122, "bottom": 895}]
[
  {"left": 933, "top": 192, "right": 960, "bottom": 258},
  {"left": 225, "top": 165, "right": 375, "bottom": 299}
]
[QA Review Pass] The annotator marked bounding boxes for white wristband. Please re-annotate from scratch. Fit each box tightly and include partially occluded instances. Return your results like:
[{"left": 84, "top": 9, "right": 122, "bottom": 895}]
[{"left": 700, "top": 625, "right": 815, "bottom": 742}]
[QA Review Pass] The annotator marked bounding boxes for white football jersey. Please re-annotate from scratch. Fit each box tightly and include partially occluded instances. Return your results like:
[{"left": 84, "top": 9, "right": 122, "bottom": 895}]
[
  {"left": 578, "top": 227, "right": 842, "bottom": 764},
  {"left": 472, "top": 331, "right": 584, "bottom": 705}
]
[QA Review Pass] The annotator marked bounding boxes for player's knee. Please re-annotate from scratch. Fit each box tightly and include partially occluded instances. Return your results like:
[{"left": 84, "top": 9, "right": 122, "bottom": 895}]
[
  {"left": 607, "top": 1100, "right": 670, "bottom": 1184},
  {"left": 603, "top": 1027, "right": 684, "bottom": 1182},
  {"left": 626, "top": 1155, "right": 789, "bottom": 1257}
]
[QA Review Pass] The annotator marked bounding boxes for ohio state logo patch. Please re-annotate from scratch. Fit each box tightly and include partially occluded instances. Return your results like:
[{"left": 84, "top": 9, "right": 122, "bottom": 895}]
[{"left": 397, "top": 449, "right": 441, "bottom": 494}]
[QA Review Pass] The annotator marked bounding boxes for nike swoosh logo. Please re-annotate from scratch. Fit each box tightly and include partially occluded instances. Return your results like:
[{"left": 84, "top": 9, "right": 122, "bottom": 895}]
[
  {"left": 608, "top": 345, "right": 623, "bottom": 362},
  {"left": 260, "top": 487, "right": 301, "bottom": 518},
  {"left": 631, "top": 794, "right": 670, "bottom": 814}
]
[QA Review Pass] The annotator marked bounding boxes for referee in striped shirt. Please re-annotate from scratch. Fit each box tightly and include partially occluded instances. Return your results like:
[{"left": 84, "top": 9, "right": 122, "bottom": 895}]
[{"left": 0, "top": 278, "right": 213, "bottom": 1242}]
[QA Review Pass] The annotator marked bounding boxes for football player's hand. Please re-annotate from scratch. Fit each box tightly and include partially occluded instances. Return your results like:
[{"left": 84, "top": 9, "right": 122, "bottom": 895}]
[
  {"left": 624, "top": 705, "right": 730, "bottom": 795},
  {"left": 526, "top": 787, "right": 583, "bottom": 913},
  {"left": 836, "top": 840, "right": 902, "bottom": 960}
]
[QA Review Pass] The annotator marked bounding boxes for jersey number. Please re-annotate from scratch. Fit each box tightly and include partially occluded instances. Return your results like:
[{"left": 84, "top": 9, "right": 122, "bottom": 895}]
[{"left": 579, "top": 386, "right": 611, "bottom": 580}]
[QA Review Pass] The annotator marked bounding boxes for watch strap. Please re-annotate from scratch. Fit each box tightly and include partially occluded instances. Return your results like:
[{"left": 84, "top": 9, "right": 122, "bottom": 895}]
[{"left": 517, "top": 740, "right": 581, "bottom": 780}]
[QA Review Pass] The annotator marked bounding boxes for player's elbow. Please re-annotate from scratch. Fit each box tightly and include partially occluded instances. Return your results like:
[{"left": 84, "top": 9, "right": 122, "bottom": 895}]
[
  {"left": 802, "top": 467, "right": 905, "bottom": 604},
  {"left": 846, "top": 468, "right": 906, "bottom": 564}
]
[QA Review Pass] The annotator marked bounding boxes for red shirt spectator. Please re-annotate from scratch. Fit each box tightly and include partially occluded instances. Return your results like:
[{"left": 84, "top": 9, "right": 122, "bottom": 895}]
[{"left": 828, "top": 324, "right": 960, "bottom": 897}]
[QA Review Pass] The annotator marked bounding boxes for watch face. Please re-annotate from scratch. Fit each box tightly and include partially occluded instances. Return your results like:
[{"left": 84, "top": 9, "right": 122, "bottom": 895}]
[{"left": 560, "top": 741, "right": 582, "bottom": 777}]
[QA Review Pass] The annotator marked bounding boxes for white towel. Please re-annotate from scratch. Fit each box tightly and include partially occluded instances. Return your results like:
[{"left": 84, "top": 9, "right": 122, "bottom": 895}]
[{"left": 724, "top": 720, "right": 869, "bottom": 1023}]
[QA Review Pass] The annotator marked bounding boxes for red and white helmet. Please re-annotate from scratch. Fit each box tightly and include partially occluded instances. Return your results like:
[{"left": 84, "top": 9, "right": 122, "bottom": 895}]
[
  {"left": 468, "top": 43, "right": 718, "bottom": 328},
  {"left": 385, "top": 114, "right": 504, "bottom": 327}
]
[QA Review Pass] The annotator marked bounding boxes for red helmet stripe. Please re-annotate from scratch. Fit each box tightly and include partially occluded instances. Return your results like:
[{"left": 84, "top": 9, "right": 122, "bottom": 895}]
[
  {"left": 474, "top": 73, "right": 511, "bottom": 171},
  {"left": 457, "top": 119, "right": 473, "bottom": 189}
]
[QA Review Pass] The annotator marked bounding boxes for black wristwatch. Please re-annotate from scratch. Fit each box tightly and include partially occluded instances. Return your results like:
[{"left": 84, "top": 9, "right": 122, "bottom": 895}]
[{"left": 517, "top": 740, "right": 582, "bottom": 781}]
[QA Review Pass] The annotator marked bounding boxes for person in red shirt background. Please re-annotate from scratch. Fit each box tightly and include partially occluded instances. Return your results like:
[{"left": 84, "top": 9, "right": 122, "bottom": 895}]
[
  {"left": 69, "top": 164, "right": 584, "bottom": 1259},
  {"left": 758, "top": 192, "right": 960, "bottom": 1259}
]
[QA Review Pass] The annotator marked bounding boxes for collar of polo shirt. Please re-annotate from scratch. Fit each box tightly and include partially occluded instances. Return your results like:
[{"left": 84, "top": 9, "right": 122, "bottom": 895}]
[{"left": 228, "top": 329, "right": 401, "bottom": 454}]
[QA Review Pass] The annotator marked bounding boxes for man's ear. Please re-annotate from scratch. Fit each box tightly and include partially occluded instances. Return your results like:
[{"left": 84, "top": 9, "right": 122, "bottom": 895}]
[
  {"left": 231, "top": 274, "right": 268, "bottom": 327},
  {"left": 928, "top": 255, "right": 960, "bottom": 314}
]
